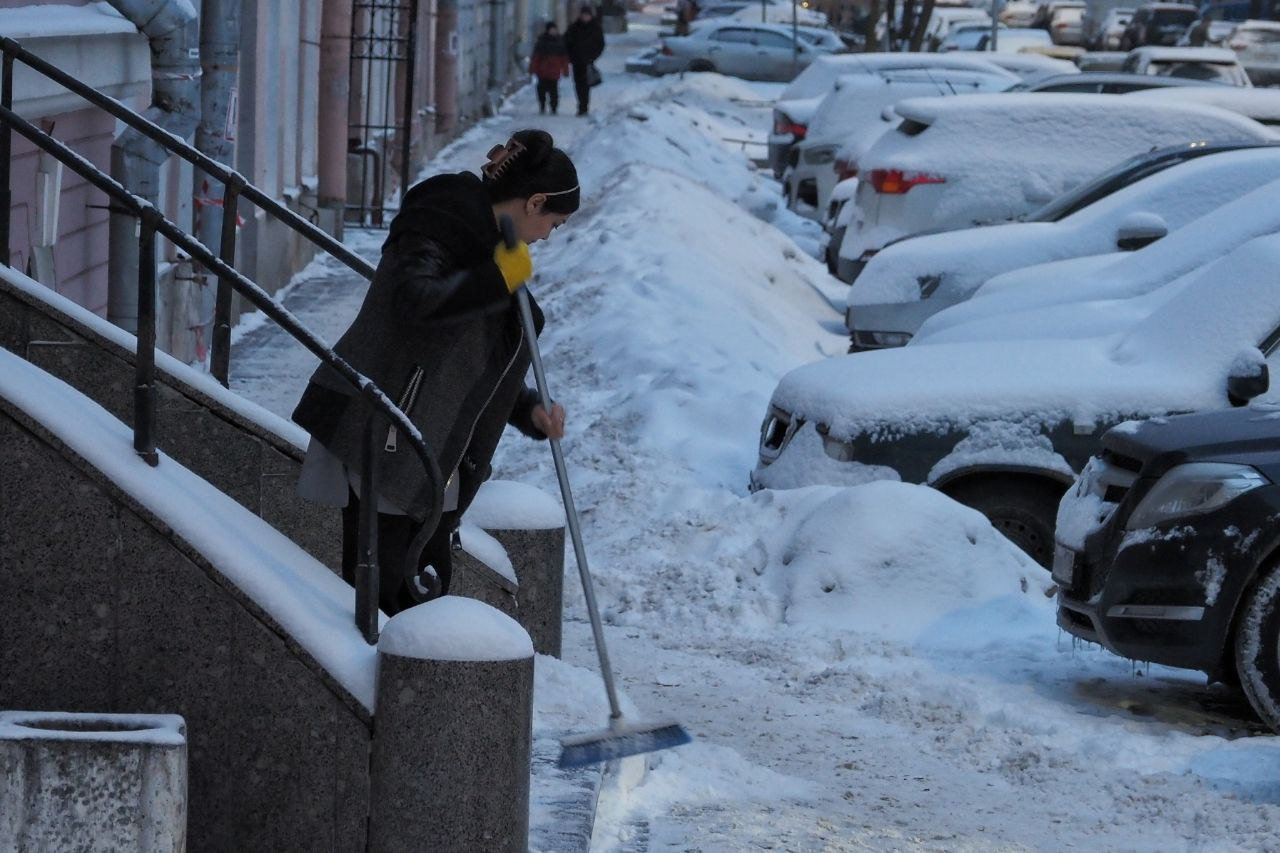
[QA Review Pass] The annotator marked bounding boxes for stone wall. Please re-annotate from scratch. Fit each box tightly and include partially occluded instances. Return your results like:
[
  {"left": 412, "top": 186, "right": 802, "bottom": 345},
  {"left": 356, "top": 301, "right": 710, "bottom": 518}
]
[
  {"left": 0, "top": 276, "right": 342, "bottom": 572},
  {"left": 0, "top": 401, "right": 370, "bottom": 853}
]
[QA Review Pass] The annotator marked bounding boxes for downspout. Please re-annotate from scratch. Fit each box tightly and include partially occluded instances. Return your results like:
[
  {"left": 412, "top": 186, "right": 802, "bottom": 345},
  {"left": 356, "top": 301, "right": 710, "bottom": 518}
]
[
  {"left": 318, "top": 0, "right": 353, "bottom": 229},
  {"left": 106, "top": 0, "right": 202, "bottom": 335},
  {"left": 193, "top": 0, "right": 241, "bottom": 360},
  {"left": 434, "top": 0, "right": 459, "bottom": 136}
]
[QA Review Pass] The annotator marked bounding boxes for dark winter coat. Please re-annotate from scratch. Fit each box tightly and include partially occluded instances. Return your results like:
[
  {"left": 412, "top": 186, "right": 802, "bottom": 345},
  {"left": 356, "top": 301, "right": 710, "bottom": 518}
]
[
  {"left": 564, "top": 16, "right": 605, "bottom": 67},
  {"left": 291, "top": 171, "right": 546, "bottom": 523},
  {"left": 531, "top": 33, "right": 571, "bottom": 79}
]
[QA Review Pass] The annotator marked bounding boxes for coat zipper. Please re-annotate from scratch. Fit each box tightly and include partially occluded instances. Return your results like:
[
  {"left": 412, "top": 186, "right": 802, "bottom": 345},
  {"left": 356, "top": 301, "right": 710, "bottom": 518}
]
[
  {"left": 457, "top": 324, "right": 526, "bottom": 470},
  {"left": 385, "top": 366, "right": 425, "bottom": 452}
]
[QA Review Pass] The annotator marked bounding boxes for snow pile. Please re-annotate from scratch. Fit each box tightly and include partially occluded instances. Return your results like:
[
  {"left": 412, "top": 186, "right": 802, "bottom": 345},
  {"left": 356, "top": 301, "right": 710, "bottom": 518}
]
[
  {"left": 851, "top": 93, "right": 1274, "bottom": 251},
  {"left": 379, "top": 596, "right": 533, "bottom": 661},
  {"left": 849, "top": 148, "right": 1280, "bottom": 308},
  {"left": 769, "top": 481, "right": 1047, "bottom": 643}
]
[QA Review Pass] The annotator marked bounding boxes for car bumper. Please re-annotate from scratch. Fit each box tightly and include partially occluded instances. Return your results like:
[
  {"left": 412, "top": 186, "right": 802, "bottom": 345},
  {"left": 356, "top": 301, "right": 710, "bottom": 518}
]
[
  {"left": 768, "top": 135, "right": 795, "bottom": 178},
  {"left": 845, "top": 296, "right": 961, "bottom": 344},
  {"left": 1055, "top": 493, "right": 1279, "bottom": 675}
]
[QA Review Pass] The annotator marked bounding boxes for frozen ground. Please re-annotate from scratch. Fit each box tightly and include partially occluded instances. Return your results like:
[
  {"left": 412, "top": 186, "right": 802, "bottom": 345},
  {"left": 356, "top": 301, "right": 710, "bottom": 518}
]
[{"left": 230, "top": 11, "right": 1280, "bottom": 851}]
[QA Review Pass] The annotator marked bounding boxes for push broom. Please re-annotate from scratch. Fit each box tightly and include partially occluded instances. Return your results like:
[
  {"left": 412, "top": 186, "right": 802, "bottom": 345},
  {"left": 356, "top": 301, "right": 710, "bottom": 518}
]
[{"left": 502, "top": 218, "right": 692, "bottom": 769}]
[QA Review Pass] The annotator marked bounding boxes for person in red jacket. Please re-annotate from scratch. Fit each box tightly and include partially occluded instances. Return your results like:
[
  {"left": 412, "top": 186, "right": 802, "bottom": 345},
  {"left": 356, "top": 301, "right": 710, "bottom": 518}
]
[{"left": 530, "top": 22, "right": 571, "bottom": 115}]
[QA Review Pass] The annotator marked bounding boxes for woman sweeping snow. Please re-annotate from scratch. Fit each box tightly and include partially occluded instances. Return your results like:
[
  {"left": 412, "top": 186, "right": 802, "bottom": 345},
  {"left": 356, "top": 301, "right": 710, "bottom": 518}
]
[{"left": 292, "top": 129, "right": 579, "bottom": 614}]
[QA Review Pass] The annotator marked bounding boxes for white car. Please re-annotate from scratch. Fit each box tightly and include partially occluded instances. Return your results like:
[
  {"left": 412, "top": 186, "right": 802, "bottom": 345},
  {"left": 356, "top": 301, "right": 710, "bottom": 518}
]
[
  {"left": 767, "top": 52, "right": 1015, "bottom": 175},
  {"left": 939, "top": 22, "right": 1007, "bottom": 51},
  {"left": 949, "top": 48, "right": 1081, "bottom": 80},
  {"left": 923, "top": 7, "right": 994, "bottom": 49},
  {"left": 975, "top": 27, "right": 1054, "bottom": 51},
  {"left": 844, "top": 144, "right": 1280, "bottom": 349},
  {"left": 836, "top": 92, "right": 1272, "bottom": 282},
  {"left": 657, "top": 20, "right": 836, "bottom": 81},
  {"left": 1125, "top": 84, "right": 1280, "bottom": 126},
  {"left": 1121, "top": 45, "right": 1253, "bottom": 85},
  {"left": 782, "top": 67, "right": 1014, "bottom": 219},
  {"left": 752, "top": 179, "right": 1280, "bottom": 565},
  {"left": 1227, "top": 19, "right": 1280, "bottom": 85},
  {"left": 1000, "top": 0, "right": 1040, "bottom": 27},
  {"left": 1093, "top": 7, "right": 1135, "bottom": 50}
]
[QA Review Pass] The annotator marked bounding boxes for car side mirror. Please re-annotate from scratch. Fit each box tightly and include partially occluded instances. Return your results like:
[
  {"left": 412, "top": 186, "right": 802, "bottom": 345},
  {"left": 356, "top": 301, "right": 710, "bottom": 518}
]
[
  {"left": 1116, "top": 211, "right": 1168, "bottom": 250},
  {"left": 1228, "top": 352, "right": 1270, "bottom": 407}
]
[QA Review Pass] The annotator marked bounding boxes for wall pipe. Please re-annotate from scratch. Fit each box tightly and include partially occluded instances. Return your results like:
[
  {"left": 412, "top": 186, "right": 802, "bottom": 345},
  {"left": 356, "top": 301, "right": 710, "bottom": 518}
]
[
  {"left": 318, "top": 0, "right": 353, "bottom": 215},
  {"left": 106, "top": 0, "right": 202, "bottom": 335}
]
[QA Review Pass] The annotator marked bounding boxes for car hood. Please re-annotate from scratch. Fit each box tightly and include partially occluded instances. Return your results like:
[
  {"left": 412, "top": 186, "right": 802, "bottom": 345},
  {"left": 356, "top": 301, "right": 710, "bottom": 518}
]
[
  {"left": 776, "top": 96, "right": 826, "bottom": 126},
  {"left": 1104, "top": 402, "right": 1280, "bottom": 472}
]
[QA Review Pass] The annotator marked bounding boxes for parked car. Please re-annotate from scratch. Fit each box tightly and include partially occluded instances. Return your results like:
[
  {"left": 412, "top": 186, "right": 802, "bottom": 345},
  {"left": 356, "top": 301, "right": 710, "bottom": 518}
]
[
  {"left": 835, "top": 92, "right": 1270, "bottom": 283},
  {"left": 657, "top": 21, "right": 837, "bottom": 82},
  {"left": 1048, "top": 2, "right": 1089, "bottom": 43},
  {"left": 753, "top": 183, "right": 1280, "bottom": 565},
  {"left": 723, "top": 0, "right": 829, "bottom": 26},
  {"left": 1001, "top": 0, "right": 1042, "bottom": 27},
  {"left": 1121, "top": 3, "right": 1201, "bottom": 48},
  {"left": 975, "top": 27, "right": 1055, "bottom": 50},
  {"left": 1227, "top": 19, "right": 1280, "bottom": 85},
  {"left": 1121, "top": 45, "right": 1253, "bottom": 83},
  {"left": 767, "top": 52, "right": 1014, "bottom": 176},
  {"left": 783, "top": 67, "right": 1014, "bottom": 219},
  {"left": 924, "top": 7, "right": 994, "bottom": 50},
  {"left": 1126, "top": 84, "right": 1280, "bottom": 125},
  {"left": 1092, "top": 7, "right": 1135, "bottom": 48},
  {"left": 950, "top": 48, "right": 1081, "bottom": 79},
  {"left": 1054, "top": 400, "right": 1280, "bottom": 732},
  {"left": 1018, "top": 69, "right": 1226, "bottom": 89},
  {"left": 843, "top": 143, "right": 1280, "bottom": 351},
  {"left": 939, "top": 21, "right": 1007, "bottom": 51},
  {"left": 1076, "top": 50, "right": 1131, "bottom": 70}
]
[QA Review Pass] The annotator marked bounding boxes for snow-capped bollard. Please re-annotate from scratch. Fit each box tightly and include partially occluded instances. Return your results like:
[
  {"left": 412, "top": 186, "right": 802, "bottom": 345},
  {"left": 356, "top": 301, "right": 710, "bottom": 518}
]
[
  {"left": 0, "top": 711, "right": 187, "bottom": 852},
  {"left": 461, "top": 480, "right": 567, "bottom": 657},
  {"left": 369, "top": 597, "right": 534, "bottom": 853}
]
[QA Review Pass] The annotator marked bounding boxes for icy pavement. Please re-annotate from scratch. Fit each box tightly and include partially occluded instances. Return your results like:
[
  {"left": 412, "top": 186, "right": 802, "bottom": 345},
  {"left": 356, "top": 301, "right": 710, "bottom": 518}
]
[{"left": 227, "top": 8, "right": 1280, "bottom": 851}]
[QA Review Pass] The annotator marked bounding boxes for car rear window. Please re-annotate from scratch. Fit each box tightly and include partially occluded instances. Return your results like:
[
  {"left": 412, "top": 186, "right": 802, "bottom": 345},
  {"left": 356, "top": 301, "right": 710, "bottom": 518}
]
[
  {"left": 1152, "top": 8, "right": 1197, "bottom": 24},
  {"left": 896, "top": 118, "right": 931, "bottom": 136}
]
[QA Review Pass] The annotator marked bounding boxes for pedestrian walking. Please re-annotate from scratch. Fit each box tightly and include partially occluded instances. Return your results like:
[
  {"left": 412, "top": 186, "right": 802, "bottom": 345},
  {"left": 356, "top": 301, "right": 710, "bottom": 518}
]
[
  {"left": 675, "top": 0, "right": 699, "bottom": 35},
  {"left": 292, "top": 129, "right": 580, "bottom": 615},
  {"left": 530, "top": 22, "right": 570, "bottom": 115},
  {"left": 565, "top": 5, "right": 605, "bottom": 116}
]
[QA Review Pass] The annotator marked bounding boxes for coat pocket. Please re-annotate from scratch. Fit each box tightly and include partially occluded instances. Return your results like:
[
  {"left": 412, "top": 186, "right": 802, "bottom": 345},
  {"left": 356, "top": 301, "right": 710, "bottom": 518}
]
[{"left": 385, "top": 365, "right": 426, "bottom": 453}]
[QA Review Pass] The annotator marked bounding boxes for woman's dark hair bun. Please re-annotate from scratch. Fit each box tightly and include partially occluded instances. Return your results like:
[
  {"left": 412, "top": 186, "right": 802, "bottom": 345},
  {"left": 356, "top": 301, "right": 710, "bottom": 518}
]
[{"left": 482, "top": 128, "right": 580, "bottom": 214}]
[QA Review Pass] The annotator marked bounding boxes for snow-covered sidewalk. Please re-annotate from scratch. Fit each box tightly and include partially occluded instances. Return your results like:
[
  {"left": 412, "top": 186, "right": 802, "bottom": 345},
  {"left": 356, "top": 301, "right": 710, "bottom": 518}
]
[{"left": 230, "top": 10, "right": 1280, "bottom": 850}]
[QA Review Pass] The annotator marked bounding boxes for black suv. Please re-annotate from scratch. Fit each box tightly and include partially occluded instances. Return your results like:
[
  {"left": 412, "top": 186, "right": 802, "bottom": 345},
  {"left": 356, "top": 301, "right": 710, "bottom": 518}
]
[
  {"left": 1055, "top": 398, "right": 1280, "bottom": 732},
  {"left": 1120, "top": 2, "right": 1199, "bottom": 48}
]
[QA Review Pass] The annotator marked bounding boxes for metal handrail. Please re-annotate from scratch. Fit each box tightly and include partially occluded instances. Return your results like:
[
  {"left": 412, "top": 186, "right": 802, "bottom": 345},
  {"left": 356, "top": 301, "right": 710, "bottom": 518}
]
[{"left": 0, "top": 69, "right": 440, "bottom": 646}]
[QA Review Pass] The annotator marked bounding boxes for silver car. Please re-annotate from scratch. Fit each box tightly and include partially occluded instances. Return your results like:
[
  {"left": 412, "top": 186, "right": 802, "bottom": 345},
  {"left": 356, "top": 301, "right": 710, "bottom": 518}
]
[{"left": 657, "top": 21, "right": 834, "bottom": 82}]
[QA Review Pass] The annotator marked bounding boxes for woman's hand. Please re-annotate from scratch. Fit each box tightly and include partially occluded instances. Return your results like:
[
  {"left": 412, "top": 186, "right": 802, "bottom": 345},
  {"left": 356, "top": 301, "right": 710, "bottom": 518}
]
[{"left": 531, "top": 403, "right": 567, "bottom": 439}]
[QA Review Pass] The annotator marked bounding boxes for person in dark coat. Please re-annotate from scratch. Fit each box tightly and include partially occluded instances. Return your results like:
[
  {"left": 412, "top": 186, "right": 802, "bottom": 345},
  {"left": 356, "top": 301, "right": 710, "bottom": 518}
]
[
  {"left": 530, "top": 22, "right": 571, "bottom": 114},
  {"left": 564, "top": 5, "right": 605, "bottom": 116},
  {"left": 292, "top": 129, "right": 579, "bottom": 615}
]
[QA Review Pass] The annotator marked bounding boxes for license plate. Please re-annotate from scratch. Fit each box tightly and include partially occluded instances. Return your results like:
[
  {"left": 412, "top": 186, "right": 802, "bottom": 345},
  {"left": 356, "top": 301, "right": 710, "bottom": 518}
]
[{"left": 1052, "top": 545, "right": 1076, "bottom": 586}]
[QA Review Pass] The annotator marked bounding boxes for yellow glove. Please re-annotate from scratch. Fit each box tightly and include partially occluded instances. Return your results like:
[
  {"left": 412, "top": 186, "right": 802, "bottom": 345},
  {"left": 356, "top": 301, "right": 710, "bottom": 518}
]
[{"left": 494, "top": 241, "right": 533, "bottom": 293}]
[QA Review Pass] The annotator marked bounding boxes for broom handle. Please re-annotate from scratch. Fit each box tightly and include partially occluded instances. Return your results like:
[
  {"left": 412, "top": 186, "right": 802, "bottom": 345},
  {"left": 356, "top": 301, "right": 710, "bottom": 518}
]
[{"left": 516, "top": 286, "right": 624, "bottom": 722}]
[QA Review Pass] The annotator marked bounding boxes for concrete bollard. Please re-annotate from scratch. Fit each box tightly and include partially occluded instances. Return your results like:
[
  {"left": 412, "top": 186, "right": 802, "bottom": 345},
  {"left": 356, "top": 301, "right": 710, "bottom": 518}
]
[
  {"left": 461, "top": 480, "right": 567, "bottom": 657},
  {"left": 369, "top": 598, "right": 534, "bottom": 853},
  {"left": 0, "top": 711, "right": 187, "bottom": 852}
]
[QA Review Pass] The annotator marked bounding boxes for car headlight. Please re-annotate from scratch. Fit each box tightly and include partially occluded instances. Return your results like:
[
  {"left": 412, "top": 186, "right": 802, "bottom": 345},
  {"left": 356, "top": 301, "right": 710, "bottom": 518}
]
[{"left": 1125, "top": 462, "right": 1269, "bottom": 530}]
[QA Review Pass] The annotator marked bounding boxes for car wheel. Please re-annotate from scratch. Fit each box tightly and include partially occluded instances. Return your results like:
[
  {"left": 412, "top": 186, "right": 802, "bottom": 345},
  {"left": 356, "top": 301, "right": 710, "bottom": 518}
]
[
  {"left": 689, "top": 60, "right": 716, "bottom": 72},
  {"left": 944, "top": 476, "right": 1065, "bottom": 568},
  {"left": 1233, "top": 561, "right": 1280, "bottom": 732}
]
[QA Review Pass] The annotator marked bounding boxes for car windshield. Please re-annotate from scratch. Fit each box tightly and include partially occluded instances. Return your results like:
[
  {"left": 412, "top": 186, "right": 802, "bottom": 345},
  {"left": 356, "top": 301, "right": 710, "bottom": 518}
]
[
  {"left": 1148, "top": 59, "right": 1241, "bottom": 81},
  {"left": 1025, "top": 150, "right": 1184, "bottom": 221},
  {"left": 1153, "top": 8, "right": 1198, "bottom": 24}
]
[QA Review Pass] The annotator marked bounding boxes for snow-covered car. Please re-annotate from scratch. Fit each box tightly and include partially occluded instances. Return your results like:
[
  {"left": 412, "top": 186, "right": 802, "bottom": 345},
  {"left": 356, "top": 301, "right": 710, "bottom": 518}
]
[
  {"left": 949, "top": 48, "right": 1082, "bottom": 80},
  {"left": 1125, "top": 83, "right": 1280, "bottom": 125},
  {"left": 938, "top": 21, "right": 1007, "bottom": 51},
  {"left": 1121, "top": 2, "right": 1199, "bottom": 48},
  {"left": 1075, "top": 50, "right": 1130, "bottom": 71},
  {"left": 974, "top": 27, "right": 1054, "bottom": 51},
  {"left": 1121, "top": 45, "right": 1253, "bottom": 84},
  {"left": 923, "top": 7, "right": 994, "bottom": 50},
  {"left": 1020, "top": 69, "right": 1226, "bottom": 91},
  {"left": 782, "top": 67, "right": 1014, "bottom": 220},
  {"left": 835, "top": 92, "right": 1271, "bottom": 283},
  {"left": 657, "top": 21, "right": 836, "bottom": 82},
  {"left": 844, "top": 143, "right": 1280, "bottom": 350},
  {"left": 1227, "top": 19, "right": 1280, "bottom": 85},
  {"left": 1054, "top": 403, "right": 1280, "bottom": 732},
  {"left": 752, "top": 180, "right": 1280, "bottom": 566},
  {"left": 767, "top": 52, "right": 1014, "bottom": 176},
  {"left": 1091, "top": 7, "right": 1135, "bottom": 50}
]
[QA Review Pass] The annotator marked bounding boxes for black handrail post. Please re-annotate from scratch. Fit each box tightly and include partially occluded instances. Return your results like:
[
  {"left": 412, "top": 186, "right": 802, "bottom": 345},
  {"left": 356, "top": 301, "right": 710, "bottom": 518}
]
[
  {"left": 356, "top": 419, "right": 381, "bottom": 644},
  {"left": 399, "top": 0, "right": 418, "bottom": 204},
  {"left": 210, "top": 176, "right": 244, "bottom": 387},
  {"left": 0, "top": 50, "right": 14, "bottom": 267},
  {"left": 134, "top": 210, "right": 160, "bottom": 467}
]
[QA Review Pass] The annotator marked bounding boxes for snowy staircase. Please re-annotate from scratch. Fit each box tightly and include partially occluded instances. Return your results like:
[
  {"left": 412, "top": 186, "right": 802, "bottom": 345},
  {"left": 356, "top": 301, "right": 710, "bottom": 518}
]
[{"left": 0, "top": 343, "right": 378, "bottom": 851}]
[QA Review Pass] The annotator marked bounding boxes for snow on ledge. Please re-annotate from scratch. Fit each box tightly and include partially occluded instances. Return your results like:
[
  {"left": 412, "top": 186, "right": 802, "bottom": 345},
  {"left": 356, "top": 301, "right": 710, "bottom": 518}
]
[
  {"left": 0, "top": 2, "right": 137, "bottom": 40},
  {"left": 0, "top": 347, "right": 381, "bottom": 711},
  {"left": 379, "top": 597, "right": 533, "bottom": 662},
  {"left": 0, "top": 263, "right": 309, "bottom": 452},
  {"left": 458, "top": 523, "right": 517, "bottom": 587},
  {"left": 464, "top": 480, "right": 565, "bottom": 530},
  {"left": 0, "top": 711, "right": 187, "bottom": 747}
]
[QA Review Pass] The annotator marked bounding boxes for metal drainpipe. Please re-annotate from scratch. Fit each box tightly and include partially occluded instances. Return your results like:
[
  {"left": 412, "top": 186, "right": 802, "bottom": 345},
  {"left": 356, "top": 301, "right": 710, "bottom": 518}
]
[
  {"left": 106, "top": 0, "right": 202, "bottom": 335},
  {"left": 318, "top": 0, "right": 353, "bottom": 223},
  {"left": 194, "top": 0, "right": 240, "bottom": 361},
  {"left": 434, "top": 0, "right": 459, "bottom": 136}
]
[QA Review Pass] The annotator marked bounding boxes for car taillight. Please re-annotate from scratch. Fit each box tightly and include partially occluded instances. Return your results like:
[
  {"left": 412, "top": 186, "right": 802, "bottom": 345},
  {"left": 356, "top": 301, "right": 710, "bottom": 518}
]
[
  {"left": 661, "top": 43, "right": 673, "bottom": 55},
  {"left": 834, "top": 158, "right": 858, "bottom": 181},
  {"left": 1230, "top": 39, "right": 1247, "bottom": 49},
  {"left": 773, "top": 114, "right": 807, "bottom": 139},
  {"left": 868, "top": 169, "right": 944, "bottom": 194}
]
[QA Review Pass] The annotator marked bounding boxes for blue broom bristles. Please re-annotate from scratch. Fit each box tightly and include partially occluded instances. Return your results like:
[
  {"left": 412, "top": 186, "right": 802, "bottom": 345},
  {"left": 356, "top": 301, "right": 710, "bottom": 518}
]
[{"left": 558, "top": 721, "right": 692, "bottom": 769}]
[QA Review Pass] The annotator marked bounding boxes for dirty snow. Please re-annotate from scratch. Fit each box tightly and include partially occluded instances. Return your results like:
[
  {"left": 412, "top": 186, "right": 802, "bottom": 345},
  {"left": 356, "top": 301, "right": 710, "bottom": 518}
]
[{"left": 226, "top": 17, "right": 1280, "bottom": 848}]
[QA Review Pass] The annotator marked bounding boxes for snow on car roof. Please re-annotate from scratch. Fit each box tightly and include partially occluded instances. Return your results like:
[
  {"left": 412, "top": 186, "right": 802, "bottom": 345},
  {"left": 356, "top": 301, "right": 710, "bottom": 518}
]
[
  {"left": 1129, "top": 46, "right": 1241, "bottom": 63},
  {"left": 864, "top": 93, "right": 1273, "bottom": 223},
  {"left": 806, "top": 71, "right": 1008, "bottom": 139},
  {"left": 1126, "top": 85, "right": 1280, "bottom": 123},
  {"left": 772, "top": 232, "right": 1280, "bottom": 440},
  {"left": 779, "top": 53, "right": 1015, "bottom": 100}
]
